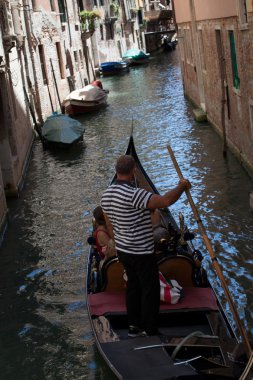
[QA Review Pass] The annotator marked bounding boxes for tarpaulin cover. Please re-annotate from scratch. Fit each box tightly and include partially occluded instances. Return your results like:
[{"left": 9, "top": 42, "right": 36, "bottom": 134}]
[{"left": 42, "top": 113, "right": 85, "bottom": 144}]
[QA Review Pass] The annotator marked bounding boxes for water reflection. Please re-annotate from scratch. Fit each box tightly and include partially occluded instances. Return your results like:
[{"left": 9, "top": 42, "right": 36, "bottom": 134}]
[{"left": 0, "top": 50, "right": 253, "bottom": 379}]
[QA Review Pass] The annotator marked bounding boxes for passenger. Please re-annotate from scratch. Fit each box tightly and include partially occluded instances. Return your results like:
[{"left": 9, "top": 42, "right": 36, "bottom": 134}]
[
  {"left": 92, "top": 206, "right": 116, "bottom": 263},
  {"left": 91, "top": 80, "right": 103, "bottom": 89},
  {"left": 101, "top": 155, "right": 191, "bottom": 338}
]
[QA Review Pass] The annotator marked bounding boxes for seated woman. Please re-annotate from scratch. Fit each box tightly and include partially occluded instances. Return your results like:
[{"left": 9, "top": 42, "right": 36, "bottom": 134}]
[{"left": 92, "top": 206, "right": 116, "bottom": 264}]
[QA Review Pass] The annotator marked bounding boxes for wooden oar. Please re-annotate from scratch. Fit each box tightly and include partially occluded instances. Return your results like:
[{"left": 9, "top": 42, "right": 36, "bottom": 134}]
[{"left": 167, "top": 144, "right": 252, "bottom": 359}]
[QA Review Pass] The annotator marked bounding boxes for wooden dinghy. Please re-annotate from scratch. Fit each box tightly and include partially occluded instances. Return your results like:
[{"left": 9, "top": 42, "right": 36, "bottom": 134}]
[{"left": 86, "top": 135, "right": 252, "bottom": 380}]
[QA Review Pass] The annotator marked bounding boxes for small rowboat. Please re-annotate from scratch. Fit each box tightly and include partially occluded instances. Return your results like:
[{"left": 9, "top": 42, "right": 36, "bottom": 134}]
[
  {"left": 41, "top": 113, "right": 85, "bottom": 147},
  {"left": 86, "top": 135, "right": 252, "bottom": 379},
  {"left": 122, "top": 49, "right": 150, "bottom": 65},
  {"left": 62, "top": 82, "right": 108, "bottom": 115},
  {"left": 99, "top": 61, "right": 130, "bottom": 76}
]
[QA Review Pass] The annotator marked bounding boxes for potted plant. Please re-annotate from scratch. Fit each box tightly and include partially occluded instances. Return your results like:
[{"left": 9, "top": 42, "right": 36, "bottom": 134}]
[
  {"left": 130, "top": 8, "right": 138, "bottom": 19},
  {"left": 110, "top": 2, "right": 120, "bottom": 17},
  {"left": 80, "top": 10, "right": 101, "bottom": 36}
]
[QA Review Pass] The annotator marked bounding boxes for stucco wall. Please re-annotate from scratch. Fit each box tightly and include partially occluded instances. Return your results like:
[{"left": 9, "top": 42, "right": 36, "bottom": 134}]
[
  {"left": 194, "top": 0, "right": 237, "bottom": 21},
  {"left": 174, "top": 0, "right": 237, "bottom": 23},
  {"left": 173, "top": 0, "right": 191, "bottom": 23}
]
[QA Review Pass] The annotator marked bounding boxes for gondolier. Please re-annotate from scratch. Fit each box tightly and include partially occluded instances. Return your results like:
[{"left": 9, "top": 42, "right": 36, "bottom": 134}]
[
  {"left": 101, "top": 154, "right": 191, "bottom": 337},
  {"left": 87, "top": 136, "right": 252, "bottom": 379}
]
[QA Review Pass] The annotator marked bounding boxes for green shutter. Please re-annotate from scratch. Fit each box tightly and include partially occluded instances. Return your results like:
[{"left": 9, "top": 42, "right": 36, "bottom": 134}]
[
  {"left": 229, "top": 31, "right": 240, "bottom": 89},
  {"left": 58, "top": 0, "right": 66, "bottom": 23}
]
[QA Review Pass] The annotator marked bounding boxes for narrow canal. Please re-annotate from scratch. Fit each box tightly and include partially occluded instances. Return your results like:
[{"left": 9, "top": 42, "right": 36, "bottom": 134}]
[{"left": 1, "top": 51, "right": 253, "bottom": 380}]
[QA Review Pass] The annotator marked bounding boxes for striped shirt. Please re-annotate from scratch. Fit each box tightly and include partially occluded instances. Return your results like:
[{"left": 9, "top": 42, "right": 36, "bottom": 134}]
[{"left": 101, "top": 180, "right": 154, "bottom": 255}]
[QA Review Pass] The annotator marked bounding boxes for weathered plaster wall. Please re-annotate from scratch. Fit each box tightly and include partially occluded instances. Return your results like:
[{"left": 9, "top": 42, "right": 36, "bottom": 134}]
[
  {"left": 194, "top": 0, "right": 237, "bottom": 21},
  {"left": 174, "top": 0, "right": 237, "bottom": 23}
]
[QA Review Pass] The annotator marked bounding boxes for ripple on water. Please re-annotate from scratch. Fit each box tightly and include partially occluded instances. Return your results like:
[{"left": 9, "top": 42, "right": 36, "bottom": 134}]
[{"left": 1, "top": 51, "right": 253, "bottom": 378}]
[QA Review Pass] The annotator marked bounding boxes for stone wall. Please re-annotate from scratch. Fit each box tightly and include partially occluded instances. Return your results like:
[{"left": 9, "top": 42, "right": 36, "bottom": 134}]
[
  {"left": 176, "top": 7, "right": 253, "bottom": 178},
  {"left": 0, "top": 0, "right": 92, "bottom": 238}
]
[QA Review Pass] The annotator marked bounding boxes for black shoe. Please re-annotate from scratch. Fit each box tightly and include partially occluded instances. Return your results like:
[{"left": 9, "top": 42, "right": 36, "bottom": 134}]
[{"left": 128, "top": 326, "right": 147, "bottom": 338}]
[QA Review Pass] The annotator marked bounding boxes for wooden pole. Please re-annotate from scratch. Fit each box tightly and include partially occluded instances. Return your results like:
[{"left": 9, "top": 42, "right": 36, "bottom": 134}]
[
  {"left": 50, "top": 59, "right": 62, "bottom": 111},
  {"left": 167, "top": 144, "right": 252, "bottom": 358},
  {"left": 47, "top": 84, "right": 54, "bottom": 113},
  {"left": 23, "top": 86, "right": 45, "bottom": 147}
]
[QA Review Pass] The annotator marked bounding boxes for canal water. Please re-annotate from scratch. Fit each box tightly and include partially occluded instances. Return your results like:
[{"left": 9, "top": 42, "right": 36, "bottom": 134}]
[{"left": 1, "top": 51, "right": 253, "bottom": 380}]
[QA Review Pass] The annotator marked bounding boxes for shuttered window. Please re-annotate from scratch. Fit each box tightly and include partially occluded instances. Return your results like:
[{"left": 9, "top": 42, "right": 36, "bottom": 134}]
[{"left": 229, "top": 31, "right": 240, "bottom": 90}]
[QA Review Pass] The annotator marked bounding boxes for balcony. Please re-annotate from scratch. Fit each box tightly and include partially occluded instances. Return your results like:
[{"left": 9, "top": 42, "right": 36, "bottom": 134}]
[
  {"left": 144, "top": 9, "right": 173, "bottom": 22},
  {"left": 104, "top": 3, "right": 119, "bottom": 23},
  {"left": 129, "top": 8, "right": 138, "bottom": 20}
]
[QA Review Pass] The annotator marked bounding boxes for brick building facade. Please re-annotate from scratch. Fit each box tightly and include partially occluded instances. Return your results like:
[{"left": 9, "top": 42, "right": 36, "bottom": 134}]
[{"left": 173, "top": 0, "right": 253, "bottom": 178}]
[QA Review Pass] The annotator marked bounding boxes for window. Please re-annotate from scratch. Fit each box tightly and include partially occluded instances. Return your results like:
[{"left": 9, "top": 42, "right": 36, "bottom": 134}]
[
  {"left": 100, "top": 24, "right": 104, "bottom": 40},
  {"left": 56, "top": 42, "right": 65, "bottom": 79},
  {"left": 31, "top": 0, "right": 39, "bottom": 10},
  {"left": 238, "top": 0, "right": 248, "bottom": 24},
  {"left": 198, "top": 29, "right": 206, "bottom": 70},
  {"left": 50, "top": 0, "right": 56, "bottom": 11},
  {"left": 79, "top": 49, "right": 84, "bottom": 68},
  {"left": 72, "top": 0, "right": 77, "bottom": 22},
  {"left": 137, "top": 9, "right": 143, "bottom": 25},
  {"left": 132, "top": 23, "right": 135, "bottom": 43},
  {"left": 38, "top": 44, "right": 47, "bottom": 84},
  {"left": 58, "top": 0, "right": 66, "bottom": 22},
  {"left": 229, "top": 31, "right": 240, "bottom": 89},
  {"left": 74, "top": 50, "right": 79, "bottom": 70},
  {"left": 78, "top": 0, "right": 84, "bottom": 11}
]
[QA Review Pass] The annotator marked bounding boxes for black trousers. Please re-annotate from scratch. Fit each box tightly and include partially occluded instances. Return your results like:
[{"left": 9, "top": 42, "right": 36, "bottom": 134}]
[{"left": 117, "top": 250, "right": 160, "bottom": 335}]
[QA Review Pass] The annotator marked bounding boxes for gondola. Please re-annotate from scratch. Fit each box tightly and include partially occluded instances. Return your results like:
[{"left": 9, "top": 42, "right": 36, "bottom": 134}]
[{"left": 86, "top": 135, "right": 252, "bottom": 379}]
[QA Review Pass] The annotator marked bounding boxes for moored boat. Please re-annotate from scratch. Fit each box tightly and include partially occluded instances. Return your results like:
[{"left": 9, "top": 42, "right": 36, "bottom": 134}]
[
  {"left": 86, "top": 135, "right": 253, "bottom": 379},
  {"left": 99, "top": 61, "right": 130, "bottom": 76},
  {"left": 41, "top": 112, "right": 85, "bottom": 147},
  {"left": 62, "top": 81, "right": 108, "bottom": 115},
  {"left": 122, "top": 49, "right": 150, "bottom": 65}
]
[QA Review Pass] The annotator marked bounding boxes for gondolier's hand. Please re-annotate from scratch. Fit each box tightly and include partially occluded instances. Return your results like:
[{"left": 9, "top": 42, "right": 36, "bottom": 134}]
[{"left": 179, "top": 178, "right": 191, "bottom": 190}]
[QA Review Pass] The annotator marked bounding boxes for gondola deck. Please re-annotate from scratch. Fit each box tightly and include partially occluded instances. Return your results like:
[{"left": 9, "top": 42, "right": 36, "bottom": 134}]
[{"left": 86, "top": 135, "right": 252, "bottom": 379}]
